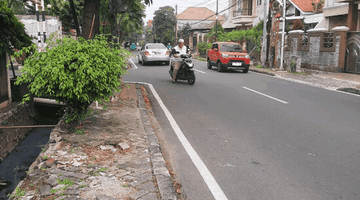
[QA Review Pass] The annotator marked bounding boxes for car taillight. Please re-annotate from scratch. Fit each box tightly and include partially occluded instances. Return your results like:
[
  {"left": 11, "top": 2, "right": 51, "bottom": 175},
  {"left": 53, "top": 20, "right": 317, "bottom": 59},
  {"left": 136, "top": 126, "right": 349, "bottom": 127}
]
[
  {"left": 166, "top": 51, "right": 170, "bottom": 55},
  {"left": 145, "top": 51, "right": 150, "bottom": 56}
]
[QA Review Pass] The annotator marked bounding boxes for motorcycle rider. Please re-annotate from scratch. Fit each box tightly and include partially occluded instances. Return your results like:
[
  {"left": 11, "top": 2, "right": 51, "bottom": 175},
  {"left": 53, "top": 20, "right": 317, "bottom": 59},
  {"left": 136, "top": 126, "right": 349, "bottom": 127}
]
[{"left": 171, "top": 39, "right": 187, "bottom": 83}]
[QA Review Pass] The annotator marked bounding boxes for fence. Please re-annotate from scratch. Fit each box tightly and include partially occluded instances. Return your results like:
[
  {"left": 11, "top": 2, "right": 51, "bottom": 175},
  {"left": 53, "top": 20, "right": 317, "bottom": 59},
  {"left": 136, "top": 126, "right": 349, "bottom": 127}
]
[{"left": 277, "top": 28, "right": 346, "bottom": 72}]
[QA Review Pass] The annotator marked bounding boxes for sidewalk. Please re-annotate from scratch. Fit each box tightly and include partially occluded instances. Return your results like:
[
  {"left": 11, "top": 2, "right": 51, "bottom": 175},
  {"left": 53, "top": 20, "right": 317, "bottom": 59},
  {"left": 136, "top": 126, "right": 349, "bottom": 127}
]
[
  {"left": 9, "top": 84, "right": 178, "bottom": 200},
  {"left": 249, "top": 66, "right": 360, "bottom": 95}
]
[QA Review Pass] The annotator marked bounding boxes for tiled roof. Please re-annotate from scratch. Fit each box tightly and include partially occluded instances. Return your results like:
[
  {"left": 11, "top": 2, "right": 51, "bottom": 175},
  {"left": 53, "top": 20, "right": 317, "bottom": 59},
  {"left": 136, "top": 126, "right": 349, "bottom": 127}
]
[
  {"left": 290, "top": 0, "right": 316, "bottom": 12},
  {"left": 177, "top": 7, "right": 226, "bottom": 21}
]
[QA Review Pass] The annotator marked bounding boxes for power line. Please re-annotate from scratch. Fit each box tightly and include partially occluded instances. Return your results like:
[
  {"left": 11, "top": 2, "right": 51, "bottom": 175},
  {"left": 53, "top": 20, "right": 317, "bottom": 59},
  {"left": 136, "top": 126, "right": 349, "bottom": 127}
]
[{"left": 190, "top": 0, "right": 243, "bottom": 25}]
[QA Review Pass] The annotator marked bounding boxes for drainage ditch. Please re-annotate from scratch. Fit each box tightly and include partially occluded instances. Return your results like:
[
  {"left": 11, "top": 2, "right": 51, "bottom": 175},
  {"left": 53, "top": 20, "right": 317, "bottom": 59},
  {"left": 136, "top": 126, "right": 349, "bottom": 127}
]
[{"left": 0, "top": 104, "right": 63, "bottom": 199}]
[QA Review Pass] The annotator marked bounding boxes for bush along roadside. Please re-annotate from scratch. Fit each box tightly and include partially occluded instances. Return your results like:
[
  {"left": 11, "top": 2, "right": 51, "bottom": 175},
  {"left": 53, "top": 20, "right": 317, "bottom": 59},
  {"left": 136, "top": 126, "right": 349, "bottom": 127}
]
[{"left": 14, "top": 34, "right": 130, "bottom": 126}]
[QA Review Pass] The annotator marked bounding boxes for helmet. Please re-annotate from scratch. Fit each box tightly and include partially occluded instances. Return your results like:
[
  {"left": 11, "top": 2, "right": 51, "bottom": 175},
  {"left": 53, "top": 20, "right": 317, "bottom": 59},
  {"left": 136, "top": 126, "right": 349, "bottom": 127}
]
[{"left": 178, "top": 39, "right": 184, "bottom": 43}]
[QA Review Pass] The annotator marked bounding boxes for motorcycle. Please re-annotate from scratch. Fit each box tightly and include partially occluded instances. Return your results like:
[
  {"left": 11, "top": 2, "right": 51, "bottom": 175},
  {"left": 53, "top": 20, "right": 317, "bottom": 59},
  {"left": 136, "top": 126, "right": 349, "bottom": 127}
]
[{"left": 169, "top": 50, "right": 196, "bottom": 85}]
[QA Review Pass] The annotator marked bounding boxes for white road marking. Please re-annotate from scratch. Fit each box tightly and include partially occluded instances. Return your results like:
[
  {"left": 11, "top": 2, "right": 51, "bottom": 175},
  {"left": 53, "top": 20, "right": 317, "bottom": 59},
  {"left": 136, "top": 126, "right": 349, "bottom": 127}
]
[
  {"left": 128, "top": 58, "right": 138, "bottom": 69},
  {"left": 194, "top": 69, "right": 206, "bottom": 74},
  {"left": 125, "top": 81, "right": 229, "bottom": 200},
  {"left": 242, "top": 86, "right": 289, "bottom": 104}
]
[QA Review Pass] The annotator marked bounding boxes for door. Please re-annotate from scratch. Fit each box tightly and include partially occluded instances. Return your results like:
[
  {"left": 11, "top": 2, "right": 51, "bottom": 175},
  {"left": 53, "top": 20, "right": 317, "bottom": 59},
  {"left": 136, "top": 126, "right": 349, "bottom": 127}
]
[{"left": 345, "top": 33, "right": 360, "bottom": 73}]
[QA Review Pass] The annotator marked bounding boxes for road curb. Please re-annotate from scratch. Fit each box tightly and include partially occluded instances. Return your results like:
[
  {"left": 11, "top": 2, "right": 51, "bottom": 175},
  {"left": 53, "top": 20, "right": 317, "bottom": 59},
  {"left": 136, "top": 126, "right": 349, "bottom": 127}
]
[
  {"left": 249, "top": 68, "right": 276, "bottom": 76},
  {"left": 135, "top": 84, "right": 177, "bottom": 200}
]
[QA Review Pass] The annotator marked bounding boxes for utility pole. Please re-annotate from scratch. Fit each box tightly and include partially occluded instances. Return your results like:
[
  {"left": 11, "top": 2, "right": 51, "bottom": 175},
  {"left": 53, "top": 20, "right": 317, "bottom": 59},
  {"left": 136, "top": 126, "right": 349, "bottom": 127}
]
[
  {"left": 175, "top": 4, "right": 178, "bottom": 44},
  {"left": 280, "top": 0, "right": 286, "bottom": 70},
  {"left": 215, "top": 0, "right": 218, "bottom": 41},
  {"left": 261, "top": 0, "right": 268, "bottom": 67}
]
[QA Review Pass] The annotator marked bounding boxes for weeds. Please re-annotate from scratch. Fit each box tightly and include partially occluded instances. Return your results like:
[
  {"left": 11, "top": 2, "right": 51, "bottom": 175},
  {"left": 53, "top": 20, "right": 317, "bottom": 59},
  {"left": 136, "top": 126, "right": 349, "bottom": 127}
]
[
  {"left": 255, "top": 64, "right": 263, "bottom": 69},
  {"left": 42, "top": 155, "right": 48, "bottom": 160},
  {"left": 74, "top": 128, "right": 85, "bottom": 135},
  {"left": 98, "top": 167, "right": 108, "bottom": 172},
  {"left": 79, "top": 185, "right": 89, "bottom": 188}
]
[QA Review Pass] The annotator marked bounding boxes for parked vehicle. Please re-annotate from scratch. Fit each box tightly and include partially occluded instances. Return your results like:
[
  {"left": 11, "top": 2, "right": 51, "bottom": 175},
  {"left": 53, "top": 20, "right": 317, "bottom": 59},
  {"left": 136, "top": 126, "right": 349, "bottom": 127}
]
[
  {"left": 130, "top": 43, "right": 136, "bottom": 51},
  {"left": 207, "top": 42, "right": 250, "bottom": 73},
  {"left": 138, "top": 43, "right": 170, "bottom": 65},
  {"left": 169, "top": 51, "right": 195, "bottom": 85}
]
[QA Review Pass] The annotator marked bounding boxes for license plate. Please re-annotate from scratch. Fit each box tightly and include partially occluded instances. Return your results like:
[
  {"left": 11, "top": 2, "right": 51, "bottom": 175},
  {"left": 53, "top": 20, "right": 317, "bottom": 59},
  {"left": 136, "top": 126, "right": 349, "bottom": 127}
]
[
  {"left": 155, "top": 52, "right": 161, "bottom": 54},
  {"left": 232, "top": 62, "right": 242, "bottom": 66}
]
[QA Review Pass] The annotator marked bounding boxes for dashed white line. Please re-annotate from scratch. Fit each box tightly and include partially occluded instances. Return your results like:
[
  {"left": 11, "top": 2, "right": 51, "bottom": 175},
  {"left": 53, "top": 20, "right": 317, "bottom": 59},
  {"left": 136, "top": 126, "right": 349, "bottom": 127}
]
[
  {"left": 242, "top": 86, "right": 289, "bottom": 104},
  {"left": 124, "top": 81, "right": 229, "bottom": 200},
  {"left": 194, "top": 69, "right": 206, "bottom": 74}
]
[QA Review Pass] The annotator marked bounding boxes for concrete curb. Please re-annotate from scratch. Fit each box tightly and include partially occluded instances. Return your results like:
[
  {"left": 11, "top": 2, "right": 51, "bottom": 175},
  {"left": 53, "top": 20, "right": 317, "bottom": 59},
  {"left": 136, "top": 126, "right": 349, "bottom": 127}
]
[
  {"left": 249, "top": 68, "right": 276, "bottom": 76},
  {"left": 135, "top": 84, "right": 177, "bottom": 200}
]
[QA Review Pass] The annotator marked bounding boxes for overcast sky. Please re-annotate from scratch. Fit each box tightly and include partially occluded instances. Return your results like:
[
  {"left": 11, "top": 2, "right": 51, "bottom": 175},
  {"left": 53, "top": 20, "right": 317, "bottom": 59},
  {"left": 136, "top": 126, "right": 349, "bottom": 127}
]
[{"left": 143, "top": 0, "right": 229, "bottom": 23}]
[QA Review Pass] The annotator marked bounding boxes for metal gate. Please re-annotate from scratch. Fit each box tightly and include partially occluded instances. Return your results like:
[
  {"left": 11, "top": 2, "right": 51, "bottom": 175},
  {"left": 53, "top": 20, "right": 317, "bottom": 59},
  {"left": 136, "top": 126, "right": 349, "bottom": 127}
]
[{"left": 345, "top": 33, "right": 360, "bottom": 73}]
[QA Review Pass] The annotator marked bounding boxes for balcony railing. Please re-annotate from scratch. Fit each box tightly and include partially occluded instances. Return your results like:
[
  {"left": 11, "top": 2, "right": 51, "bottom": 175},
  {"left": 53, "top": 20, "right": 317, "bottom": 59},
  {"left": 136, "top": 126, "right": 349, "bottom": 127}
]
[{"left": 233, "top": 9, "right": 252, "bottom": 17}]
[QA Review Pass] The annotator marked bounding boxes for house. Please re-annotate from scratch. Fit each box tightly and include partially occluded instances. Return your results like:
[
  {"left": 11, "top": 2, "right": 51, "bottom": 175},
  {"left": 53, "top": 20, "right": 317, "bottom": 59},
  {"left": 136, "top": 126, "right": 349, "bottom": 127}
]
[
  {"left": 223, "top": 0, "right": 260, "bottom": 30},
  {"left": 177, "top": 7, "right": 226, "bottom": 48},
  {"left": 190, "top": 21, "right": 225, "bottom": 48},
  {"left": 319, "top": 0, "right": 358, "bottom": 31},
  {"left": 177, "top": 7, "right": 226, "bottom": 30}
]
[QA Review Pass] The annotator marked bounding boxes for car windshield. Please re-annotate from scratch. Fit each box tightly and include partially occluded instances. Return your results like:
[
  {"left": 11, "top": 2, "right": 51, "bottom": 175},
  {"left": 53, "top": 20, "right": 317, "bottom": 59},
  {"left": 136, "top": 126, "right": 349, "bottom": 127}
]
[
  {"left": 146, "top": 45, "right": 167, "bottom": 49},
  {"left": 220, "top": 44, "right": 243, "bottom": 52}
]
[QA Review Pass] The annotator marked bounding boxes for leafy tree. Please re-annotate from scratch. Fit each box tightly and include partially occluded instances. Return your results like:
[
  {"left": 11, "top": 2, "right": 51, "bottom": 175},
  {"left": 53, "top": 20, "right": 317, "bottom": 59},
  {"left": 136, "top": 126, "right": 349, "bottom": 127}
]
[
  {"left": 14, "top": 34, "right": 129, "bottom": 123},
  {"left": 82, "top": 0, "right": 152, "bottom": 39},
  {"left": 197, "top": 41, "right": 212, "bottom": 56},
  {"left": 47, "top": 0, "right": 84, "bottom": 33},
  {"left": 221, "top": 21, "right": 263, "bottom": 51},
  {"left": 179, "top": 23, "right": 191, "bottom": 39},
  {"left": 0, "top": 1, "right": 32, "bottom": 55},
  {"left": 144, "top": 21, "right": 154, "bottom": 43},
  {"left": 6, "top": 0, "right": 34, "bottom": 14},
  {"left": 206, "top": 22, "right": 225, "bottom": 42},
  {"left": 152, "top": 6, "right": 176, "bottom": 44}
]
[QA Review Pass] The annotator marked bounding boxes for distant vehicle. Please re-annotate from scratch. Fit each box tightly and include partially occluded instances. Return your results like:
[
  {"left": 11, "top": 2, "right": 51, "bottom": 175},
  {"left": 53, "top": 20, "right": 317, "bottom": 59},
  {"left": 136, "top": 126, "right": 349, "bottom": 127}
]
[
  {"left": 138, "top": 43, "right": 170, "bottom": 65},
  {"left": 207, "top": 42, "right": 250, "bottom": 73},
  {"left": 130, "top": 43, "right": 136, "bottom": 51}
]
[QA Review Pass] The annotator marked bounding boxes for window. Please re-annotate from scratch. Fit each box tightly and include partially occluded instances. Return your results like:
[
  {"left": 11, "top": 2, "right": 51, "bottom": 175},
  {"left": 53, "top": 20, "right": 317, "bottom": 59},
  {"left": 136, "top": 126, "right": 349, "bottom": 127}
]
[
  {"left": 323, "top": 32, "right": 333, "bottom": 48},
  {"left": 146, "top": 44, "right": 167, "bottom": 49},
  {"left": 212, "top": 44, "right": 218, "bottom": 49},
  {"left": 237, "top": 1, "right": 242, "bottom": 10},
  {"left": 297, "top": 34, "right": 309, "bottom": 51},
  {"left": 257, "top": 0, "right": 262, "bottom": 6},
  {"left": 220, "top": 44, "right": 243, "bottom": 52},
  {"left": 320, "top": 32, "right": 336, "bottom": 52}
]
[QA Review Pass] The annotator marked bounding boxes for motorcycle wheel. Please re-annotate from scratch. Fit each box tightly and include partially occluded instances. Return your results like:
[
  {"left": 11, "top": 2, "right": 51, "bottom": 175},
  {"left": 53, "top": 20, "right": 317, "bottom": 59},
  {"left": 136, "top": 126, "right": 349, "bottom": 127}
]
[{"left": 188, "top": 71, "right": 195, "bottom": 85}]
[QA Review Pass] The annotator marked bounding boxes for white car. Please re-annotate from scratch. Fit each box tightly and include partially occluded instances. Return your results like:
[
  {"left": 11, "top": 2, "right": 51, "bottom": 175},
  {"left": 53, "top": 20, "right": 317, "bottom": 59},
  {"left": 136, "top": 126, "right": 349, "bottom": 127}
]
[{"left": 138, "top": 43, "right": 170, "bottom": 65}]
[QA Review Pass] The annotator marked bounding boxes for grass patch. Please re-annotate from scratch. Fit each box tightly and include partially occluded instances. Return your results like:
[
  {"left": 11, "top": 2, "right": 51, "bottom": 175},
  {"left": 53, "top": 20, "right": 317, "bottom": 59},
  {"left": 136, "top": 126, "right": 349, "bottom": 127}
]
[
  {"left": 195, "top": 56, "right": 206, "bottom": 62},
  {"left": 255, "top": 64, "right": 263, "bottom": 69},
  {"left": 288, "top": 71, "right": 307, "bottom": 76},
  {"left": 57, "top": 178, "right": 74, "bottom": 186},
  {"left": 8, "top": 187, "right": 26, "bottom": 198}
]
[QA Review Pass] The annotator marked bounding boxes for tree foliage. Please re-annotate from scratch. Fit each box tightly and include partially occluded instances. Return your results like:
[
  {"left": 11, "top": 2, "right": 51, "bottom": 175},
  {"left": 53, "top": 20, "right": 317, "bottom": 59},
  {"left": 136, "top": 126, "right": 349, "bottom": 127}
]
[
  {"left": 206, "top": 22, "right": 225, "bottom": 42},
  {"left": 0, "top": 0, "right": 33, "bottom": 55},
  {"left": 14, "top": 34, "right": 129, "bottom": 122},
  {"left": 47, "top": 0, "right": 84, "bottom": 32},
  {"left": 152, "top": 6, "right": 176, "bottom": 44},
  {"left": 179, "top": 23, "right": 191, "bottom": 39},
  {"left": 221, "top": 21, "right": 263, "bottom": 51}
]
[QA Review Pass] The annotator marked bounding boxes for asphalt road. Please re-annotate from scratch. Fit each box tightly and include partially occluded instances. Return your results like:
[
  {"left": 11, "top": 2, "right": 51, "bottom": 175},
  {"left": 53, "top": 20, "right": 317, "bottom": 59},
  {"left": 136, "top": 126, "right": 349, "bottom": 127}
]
[{"left": 125, "top": 52, "right": 360, "bottom": 200}]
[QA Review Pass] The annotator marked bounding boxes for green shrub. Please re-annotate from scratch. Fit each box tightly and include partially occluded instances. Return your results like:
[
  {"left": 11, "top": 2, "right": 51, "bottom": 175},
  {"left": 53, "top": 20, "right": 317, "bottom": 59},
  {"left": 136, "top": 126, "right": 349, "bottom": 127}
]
[
  {"left": 15, "top": 34, "right": 129, "bottom": 123},
  {"left": 197, "top": 42, "right": 212, "bottom": 56}
]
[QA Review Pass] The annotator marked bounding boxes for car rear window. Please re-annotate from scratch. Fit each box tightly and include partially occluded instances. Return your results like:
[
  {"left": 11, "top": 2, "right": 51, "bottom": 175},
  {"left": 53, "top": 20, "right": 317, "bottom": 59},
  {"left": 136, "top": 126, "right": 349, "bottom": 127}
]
[
  {"left": 146, "top": 45, "right": 167, "bottom": 49},
  {"left": 220, "top": 44, "right": 243, "bottom": 52}
]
